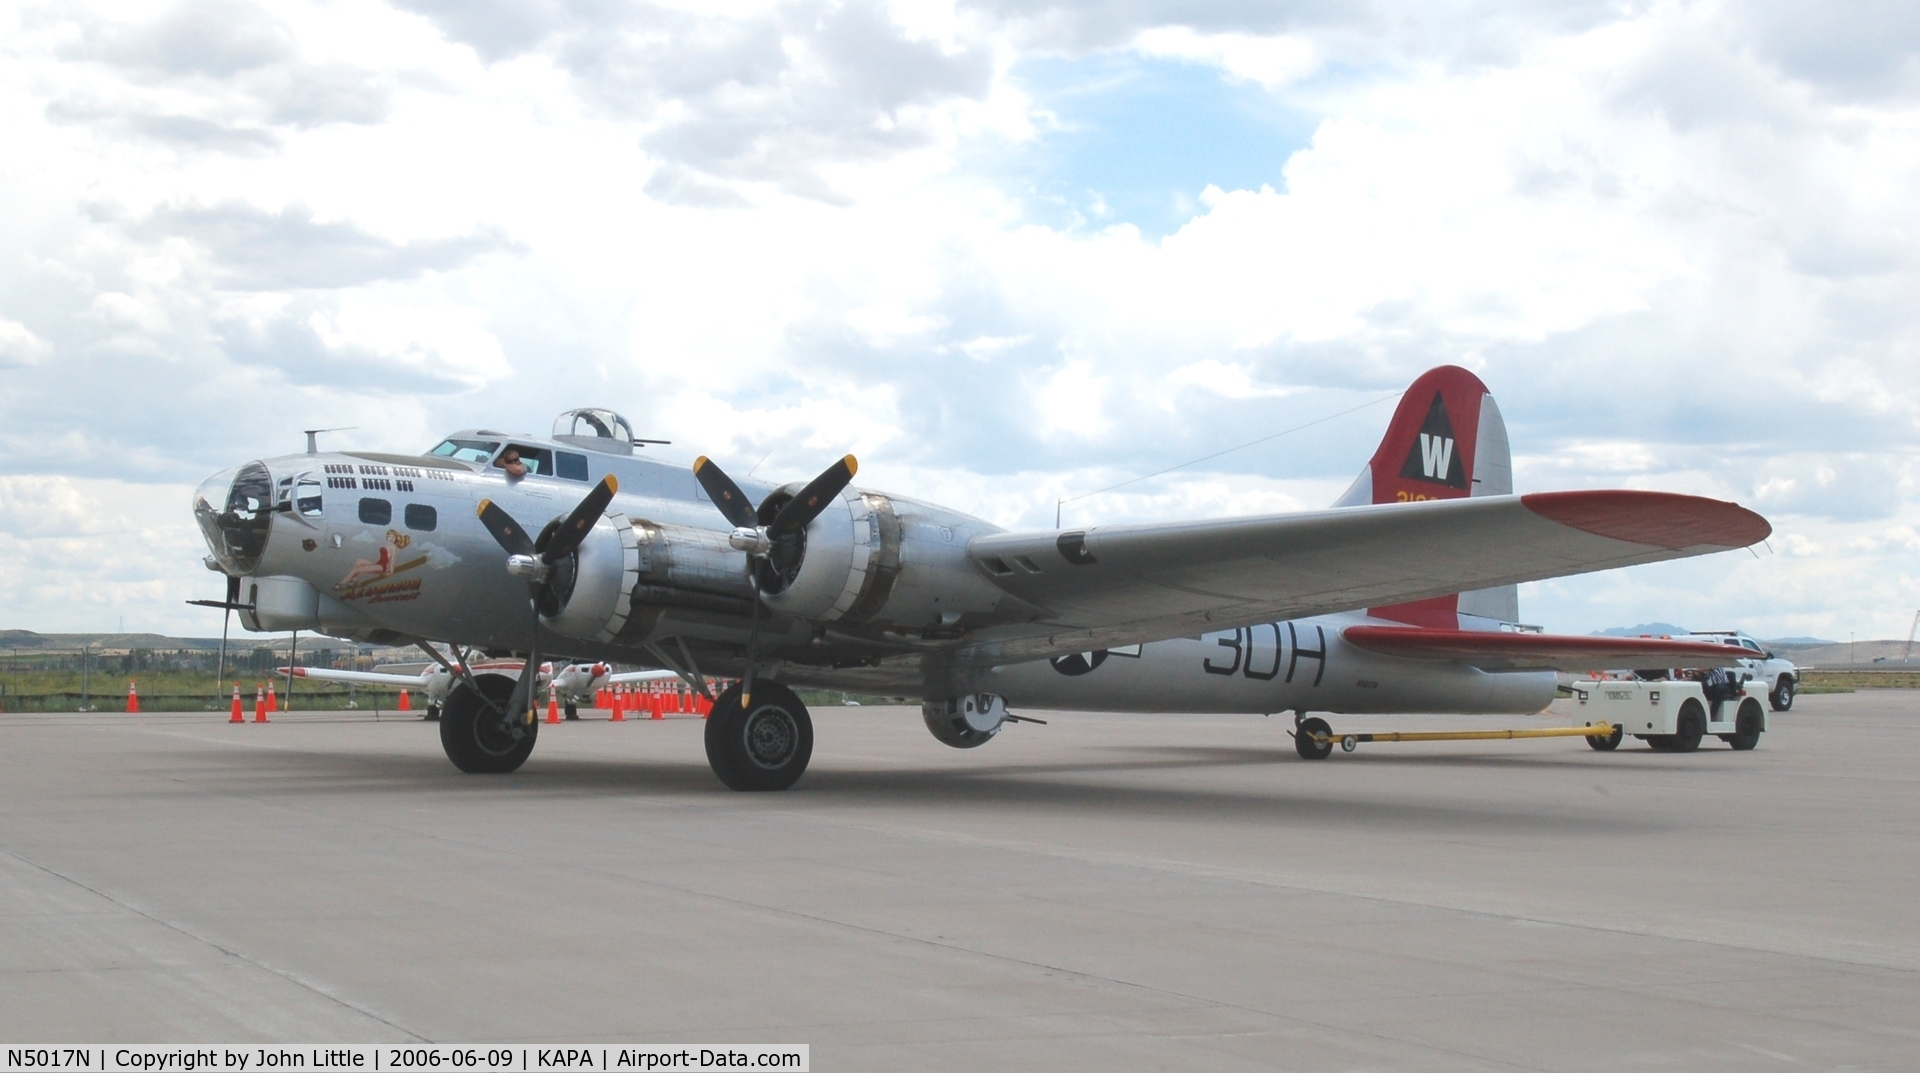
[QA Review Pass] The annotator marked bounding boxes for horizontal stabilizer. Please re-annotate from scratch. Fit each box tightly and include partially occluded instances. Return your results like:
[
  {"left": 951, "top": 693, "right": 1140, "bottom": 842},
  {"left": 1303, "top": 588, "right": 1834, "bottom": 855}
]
[{"left": 1342, "top": 626, "right": 1748, "bottom": 672}]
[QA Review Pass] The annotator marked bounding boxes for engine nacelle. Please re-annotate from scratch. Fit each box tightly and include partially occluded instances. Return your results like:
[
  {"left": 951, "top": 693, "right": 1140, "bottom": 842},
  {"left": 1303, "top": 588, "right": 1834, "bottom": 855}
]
[
  {"left": 922, "top": 693, "right": 1009, "bottom": 749},
  {"left": 540, "top": 512, "right": 643, "bottom": 643},
  {"left": 543, "top": 512, "right": 763, "bottom": 643},
  {"left": 755, "top": 485, "right": 871, "bottom": 621}
]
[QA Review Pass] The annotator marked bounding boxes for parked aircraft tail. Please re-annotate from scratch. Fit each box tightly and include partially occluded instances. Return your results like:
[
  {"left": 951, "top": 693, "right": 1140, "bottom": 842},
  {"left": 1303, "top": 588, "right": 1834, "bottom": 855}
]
[{"left": 1332, "top": 366, "right": 1519, "bottom": 628}]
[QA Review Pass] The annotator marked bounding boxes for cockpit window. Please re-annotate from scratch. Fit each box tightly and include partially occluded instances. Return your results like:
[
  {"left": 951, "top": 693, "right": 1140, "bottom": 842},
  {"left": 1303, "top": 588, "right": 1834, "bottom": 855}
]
[
  {"left": 429, "top": 438, "right": 500, "bottom": 464},
  {"left": 495, "top": 444, "right": 553, "bottom": 475}
]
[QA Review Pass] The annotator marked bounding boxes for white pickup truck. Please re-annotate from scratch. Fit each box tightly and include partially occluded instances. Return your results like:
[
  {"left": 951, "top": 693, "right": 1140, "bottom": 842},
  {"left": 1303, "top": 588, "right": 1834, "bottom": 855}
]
[
  {"left": 1678, "top": 631, "right": 1800, "bottom": 711},
  {"left": 1574, "top": 678, "right": 1769, "bottom": 752}
]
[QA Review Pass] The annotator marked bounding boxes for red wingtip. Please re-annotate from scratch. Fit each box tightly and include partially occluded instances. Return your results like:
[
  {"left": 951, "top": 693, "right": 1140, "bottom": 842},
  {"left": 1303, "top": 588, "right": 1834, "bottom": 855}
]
[{"left": 1523, "top": 490, "right": 1771, "bottom": 549}]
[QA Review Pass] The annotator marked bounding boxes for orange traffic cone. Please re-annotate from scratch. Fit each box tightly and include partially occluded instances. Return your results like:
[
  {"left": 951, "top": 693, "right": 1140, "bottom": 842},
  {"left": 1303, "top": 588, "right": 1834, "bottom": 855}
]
[
  {"left": 264, "top": 683, "right": 278, "bottom": 714},
  {"left": 229, "top": 686, "right": 244, "bottom": 723},
  {"left": 610, "top": 686, "right": 626, "bottom": 722},
  {"left": 253, "top": 686, "right": 269, "bottom": 723},
  {"left": 650, "top": 686, "right": 665, "bottom": 720},
  {"left": 398, "top": 689, "right": 412, "bottom": 712},
  {"left": 126, "top": 680, "right": 139, "bottom": 713},
  {"left": 546, "top": 689, "right": 561, "bottom": 724}
]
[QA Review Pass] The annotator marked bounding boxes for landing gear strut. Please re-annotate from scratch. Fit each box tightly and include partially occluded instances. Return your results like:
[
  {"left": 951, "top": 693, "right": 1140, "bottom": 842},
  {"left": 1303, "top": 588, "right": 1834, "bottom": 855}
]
[{"left": 704, "top": 680, "right": 813, "bottom": 791}]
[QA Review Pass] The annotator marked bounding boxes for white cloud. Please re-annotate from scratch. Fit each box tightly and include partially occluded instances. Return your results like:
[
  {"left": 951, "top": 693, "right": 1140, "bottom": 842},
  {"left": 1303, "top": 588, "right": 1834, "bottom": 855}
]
[
  {"left": 1132, "top": 26, "right": 1318, "bottom": 90},
  {"left": 0, "top": 0, "right": 1916, "bottom": 641},
  {"left": 0, "top": 317, "right": 54, "bottom": 367}
]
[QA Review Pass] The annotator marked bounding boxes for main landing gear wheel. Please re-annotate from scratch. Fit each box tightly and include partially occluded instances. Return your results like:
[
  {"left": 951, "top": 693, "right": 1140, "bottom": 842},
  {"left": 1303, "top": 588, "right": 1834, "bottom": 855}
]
[
  {"left": 1724, "top": 699, "right": 1764, "bottom": 751},
  {"left": 439, "top": 674, "right": 538, "bottom": 774},
  {"left": 705, "top": 680, "right": 813, "bottom": 792},
  {"left": 1294, "top": 716, "right": 1333, "bottom": 761},
  {"left": 1771, "top": 676, "right": 1795, "bottom": 712},
  {"left": 1586, "top": 723, "right": 1624, "bottom": 751},
  {"left": 424, "top": 703, "right": 441, "bottom": 722}
]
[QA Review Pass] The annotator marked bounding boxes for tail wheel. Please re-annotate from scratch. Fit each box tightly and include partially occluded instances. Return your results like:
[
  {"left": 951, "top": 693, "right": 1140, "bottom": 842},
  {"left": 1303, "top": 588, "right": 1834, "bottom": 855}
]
[
  {"left": 439, "top": 673, "right": 538, "bottom": 774},
  {"left": 704, "top": 680, "right": 814, "bottom": 792},
  {"left": 1586, "top": 724, "right": 1624, "bottom": 751},
  {"left": 1671, "top": 700, "right": 1706, "bottom": 753},
  {"left": 1726, "top": 699, "right": 1764, "bottom": 750},
  {"left": 1770, "top": 676, "right": 1795, "bottom": 711},
  {"left": 1294, "top": 716, "right": 1333, "bottom": 761}
]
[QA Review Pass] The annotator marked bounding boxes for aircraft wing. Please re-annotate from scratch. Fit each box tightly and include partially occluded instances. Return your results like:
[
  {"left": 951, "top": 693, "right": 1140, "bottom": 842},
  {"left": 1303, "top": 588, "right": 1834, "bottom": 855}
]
[
  {"left": 606, "top": 669, "right": 685, "bottom": 685},
  {"left": 284, "top": 667, "right": 423, "bottom": 687},
  {"left": 963, "top": 490, "right": 1768, "bottom": 664},
  {"left": 1340, "top": 627, "right": 1747, "bottom": 672}
]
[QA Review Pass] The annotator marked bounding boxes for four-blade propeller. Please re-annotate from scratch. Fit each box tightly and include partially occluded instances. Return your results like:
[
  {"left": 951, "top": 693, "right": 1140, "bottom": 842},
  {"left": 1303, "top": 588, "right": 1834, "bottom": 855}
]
[
  {"left": 691, "top": 453, "right": 858, "bottom": 704},
  {"left": 474, "top": 474, "right": 618, "bottom": 721},
  {"left": 694, "top": 454, "right": 857, "bottom": 588},
  {"left": 468, "top": 451, "right": 857, "bottom": 716}
]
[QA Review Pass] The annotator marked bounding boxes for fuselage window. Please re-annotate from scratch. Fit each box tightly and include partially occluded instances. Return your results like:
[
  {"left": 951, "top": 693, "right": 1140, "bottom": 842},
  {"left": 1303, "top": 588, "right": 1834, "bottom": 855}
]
[
  {"left": 404, "top": 503, "right": 437, "bottom": 531},
  {"left": 429, "top": 438, "right": 501, "bottom": 464},
  {"left": 296, "top": 477, "right": 324, "bottom": 517},
  {"left": 556, "top": 451, "right": 589, "bottom": 482},
  {"left": 359, "top": 498, "right": 392, "bottom": 525}
]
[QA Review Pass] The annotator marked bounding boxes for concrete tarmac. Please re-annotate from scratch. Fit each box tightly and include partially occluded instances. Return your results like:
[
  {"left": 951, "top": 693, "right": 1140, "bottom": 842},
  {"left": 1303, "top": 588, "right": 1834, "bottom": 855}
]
[{"left": 0, "top": 693, "right": 1914, "bottom": 1070}]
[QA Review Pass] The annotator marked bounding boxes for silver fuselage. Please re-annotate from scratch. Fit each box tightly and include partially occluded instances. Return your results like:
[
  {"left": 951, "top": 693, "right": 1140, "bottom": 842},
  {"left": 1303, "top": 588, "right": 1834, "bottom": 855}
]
[{"left": 194, "top": 435, "right": 1554, "bottom": 716}]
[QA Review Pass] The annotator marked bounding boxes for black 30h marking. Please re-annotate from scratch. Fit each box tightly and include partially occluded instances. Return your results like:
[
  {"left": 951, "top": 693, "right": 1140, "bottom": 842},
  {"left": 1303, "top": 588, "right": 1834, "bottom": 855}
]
[{"left": 1398, "top": 392, "right": 1468, "bottom": 489}]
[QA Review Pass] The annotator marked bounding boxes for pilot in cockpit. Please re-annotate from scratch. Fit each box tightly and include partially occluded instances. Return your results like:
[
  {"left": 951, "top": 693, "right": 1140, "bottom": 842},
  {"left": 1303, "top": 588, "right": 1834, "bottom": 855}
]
[{"left": 497, "top": 447, "right": 528, "bottom": 479}]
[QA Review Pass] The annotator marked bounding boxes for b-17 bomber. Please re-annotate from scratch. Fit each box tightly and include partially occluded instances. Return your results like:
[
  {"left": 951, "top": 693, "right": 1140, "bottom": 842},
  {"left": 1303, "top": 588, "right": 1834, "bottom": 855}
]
[{"left": 193, "top": 367, "right": 1768, "bottom": 789}]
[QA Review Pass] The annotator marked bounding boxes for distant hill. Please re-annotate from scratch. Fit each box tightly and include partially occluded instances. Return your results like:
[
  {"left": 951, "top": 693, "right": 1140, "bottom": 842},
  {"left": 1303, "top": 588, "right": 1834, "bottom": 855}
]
[
  {"left": 1593, "top": 622, "right": 1689, "bottom": 637},
  {"left": 2, "top": 630, "right": 248, "bottom": 652}
]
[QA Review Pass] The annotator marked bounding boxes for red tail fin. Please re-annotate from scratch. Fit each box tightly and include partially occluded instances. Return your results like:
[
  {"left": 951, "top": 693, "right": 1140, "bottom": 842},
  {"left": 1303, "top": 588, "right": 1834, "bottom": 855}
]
[
  {"left": 1336, "top": 366, "right": 1498, "bottom": 628},
  {"left": 1365, "top": 365, "right": 1488, "bottom": 507}
]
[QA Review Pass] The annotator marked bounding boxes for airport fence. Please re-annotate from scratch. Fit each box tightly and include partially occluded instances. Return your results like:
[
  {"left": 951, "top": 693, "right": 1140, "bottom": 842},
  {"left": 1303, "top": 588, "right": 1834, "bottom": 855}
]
[{"left": 0, "top": 690, "right": 420, "bottom": 713}]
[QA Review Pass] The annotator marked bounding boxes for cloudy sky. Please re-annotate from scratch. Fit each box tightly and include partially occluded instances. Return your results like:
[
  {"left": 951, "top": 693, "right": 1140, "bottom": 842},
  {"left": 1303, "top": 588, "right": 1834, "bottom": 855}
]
[{"left": 2, "top": 0, "right": 1916, "bottom": 641}]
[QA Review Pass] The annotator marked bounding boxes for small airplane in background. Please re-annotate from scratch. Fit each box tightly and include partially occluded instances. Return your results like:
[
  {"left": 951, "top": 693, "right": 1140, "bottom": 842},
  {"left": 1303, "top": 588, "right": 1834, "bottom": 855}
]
[
  {"left": 282, "top": 658, "right": 682, "bottom": 720},
  {"left": 194, "top": 365, "right": 1767, "bottom": 789}
]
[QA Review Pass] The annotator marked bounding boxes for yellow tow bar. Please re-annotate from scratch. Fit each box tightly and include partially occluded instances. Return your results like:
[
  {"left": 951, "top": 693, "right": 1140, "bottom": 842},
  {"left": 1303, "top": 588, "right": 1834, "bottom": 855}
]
[{"left": 1309, "top": 724, "right": 1615, "bottom": 752}]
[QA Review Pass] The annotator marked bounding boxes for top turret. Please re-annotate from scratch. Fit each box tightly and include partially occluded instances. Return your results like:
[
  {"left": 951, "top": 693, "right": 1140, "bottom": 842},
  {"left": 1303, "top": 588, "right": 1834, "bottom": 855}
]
[{"left": 553, "top": 409, "right": 636, "bottom": 454}]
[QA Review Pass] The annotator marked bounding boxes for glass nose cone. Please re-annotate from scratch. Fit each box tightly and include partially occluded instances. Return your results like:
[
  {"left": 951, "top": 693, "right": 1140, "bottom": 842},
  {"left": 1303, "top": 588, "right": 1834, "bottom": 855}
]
[{"left": 193, "top": 461, "right": 275, "bottom": 575}]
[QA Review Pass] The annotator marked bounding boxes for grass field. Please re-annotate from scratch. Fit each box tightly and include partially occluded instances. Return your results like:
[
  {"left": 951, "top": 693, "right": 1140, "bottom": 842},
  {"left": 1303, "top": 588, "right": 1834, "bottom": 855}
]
[{"left": 1802, "top": 669, "right": 1920, "bottom": 690}]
